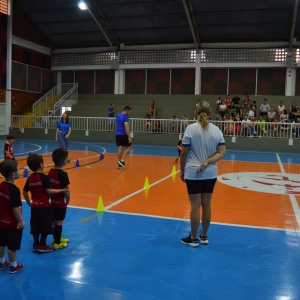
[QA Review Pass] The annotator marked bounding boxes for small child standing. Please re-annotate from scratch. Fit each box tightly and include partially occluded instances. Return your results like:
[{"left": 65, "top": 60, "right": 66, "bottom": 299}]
[
  {"left": 23, "top": 153, "right": 69, "bottom": 254},
  {"left": 4, "top": 135, "right": 15, "bottom": 160},
  {"left": 175, "top": 136, "right": 183, "bottom": 163},
  {"left": 0, "top": 159, "right": 25, "bottom": 274},
  {"left": 48, "top": 148, "right": 70, "bottom": 250}
]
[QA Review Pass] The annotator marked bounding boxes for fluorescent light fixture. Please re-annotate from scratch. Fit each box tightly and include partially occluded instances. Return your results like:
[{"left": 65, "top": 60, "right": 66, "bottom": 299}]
[{"left": 78, "top": 1, "right": 88, "bottom": 10}]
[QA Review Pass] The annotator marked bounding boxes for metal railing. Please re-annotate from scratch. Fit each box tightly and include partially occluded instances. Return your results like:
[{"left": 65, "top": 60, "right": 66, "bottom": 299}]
[
  {"left": 32, "top": 83, "right": 77, "bottom": 116},
  {"left": 9, "top": 116, "right": 300, "bottom": 141}
]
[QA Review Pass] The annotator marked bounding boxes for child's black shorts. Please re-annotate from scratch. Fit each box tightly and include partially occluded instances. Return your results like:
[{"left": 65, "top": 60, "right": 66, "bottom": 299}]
[
  {"left": 178, "top": 150, "right": 181, "bottom": 156},
  {"left": 30, "top": 206, "right": 55, "bottom": 235},
  {"left": 0, "top": 228, "right": 23, "bottom": 251},
  {"left": 53, "top": 208, "right": 67, "bottom": 221}
]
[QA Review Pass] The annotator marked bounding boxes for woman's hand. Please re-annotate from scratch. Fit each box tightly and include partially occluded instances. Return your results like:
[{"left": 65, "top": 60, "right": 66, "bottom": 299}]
[
  {"left": 197, "top": 160, "right": 208, "bottom": 173},
  {"left": 180, "top": 171, "right": 185, "bottom": 182},
  {"left": 55, "top": 136, "right": 58, "bottom": 142},
  {"left": 65, "top": 135, "right": 69, "bottom": 139}
]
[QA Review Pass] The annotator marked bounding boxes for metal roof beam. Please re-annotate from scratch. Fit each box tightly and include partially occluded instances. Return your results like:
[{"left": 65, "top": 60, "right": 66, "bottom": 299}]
[
  {"left": 182, "top": 0, "right": 200, "bottom": 52},
  {"left": 289, "top": 0, "right": 299, "bottom": 52}
]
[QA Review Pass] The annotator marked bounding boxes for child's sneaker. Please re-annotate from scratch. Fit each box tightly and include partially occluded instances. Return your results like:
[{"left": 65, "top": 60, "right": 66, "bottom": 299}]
[
  {"left": 9, "top": 264, "right": 23, "bottom": 274},
  {"left": 37, "top": 244, "right": 53, "bottom": 253},
  {"left": 199, "top": 235, "right": 209, "bottom": 245},
  {"left": 33, "top": 244, "right": 39, "bottom": 253},
  {"left": 0, "top": 261, "right": 10, "bottom": 271},
  {"left": 181, "top": 234, "right": 199, "bottom": 247},
  {"left": 53, "top": 242, "right": 68, "bottom": 250},
  {"left": 52, "top": 236, "right": 69, "bottom": 245},
  {"left": 175, "top": 159, "right": 178, "bottom": 163}
]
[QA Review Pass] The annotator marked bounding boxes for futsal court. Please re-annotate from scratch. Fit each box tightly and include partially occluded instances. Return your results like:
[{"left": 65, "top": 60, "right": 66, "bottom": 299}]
[{"left": 0, "top": 138, "right": 299, "bottom": 300}]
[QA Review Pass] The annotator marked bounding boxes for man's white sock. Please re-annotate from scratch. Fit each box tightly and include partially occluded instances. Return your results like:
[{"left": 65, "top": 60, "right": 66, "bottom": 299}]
[
  {"left": 0, "top": 257, "right": 5, "bottom": 264},
  {"left": 10, "top": 261, "right": 17, "bottom": 267}
]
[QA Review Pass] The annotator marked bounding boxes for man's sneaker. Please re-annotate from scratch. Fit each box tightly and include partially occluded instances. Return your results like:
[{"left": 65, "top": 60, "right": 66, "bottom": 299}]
[
  {"left": 52, "top": 236, "right": 69, "bottom": 245},
  {"left": 181, "top": 234, "right": 199, "bottom": 247},
  {"left": 117, "top": 165, "right": 122, "bottom": 169},
  {"left": 199, "top": 235, "right": 209, "bottom": 245},
  {"left": 37, "top": 244, "right": 53, "bottom": 253},
  {"left": 0, "top": 261, "right": 10, "bottom": 271},
  {"left": 53, "top": 242, "right": 68, "bottom": 250},
  {"left": 33, "top": 244, "right": 39, "bottom": 253},
  {"left": 117, "top": 160, "right": 126, "bottom": 169},
  {"left": 9, "top": 264, "right": 23, "bottom": 274}
]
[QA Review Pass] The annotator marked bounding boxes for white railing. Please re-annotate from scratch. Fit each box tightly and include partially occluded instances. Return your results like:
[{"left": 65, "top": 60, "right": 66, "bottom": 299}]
[
  {"left": 32, "top": 83, "right": 77, "bottom": 116},
  {"left": 9, "top": 116, "right": 300, "bottom": 141}
]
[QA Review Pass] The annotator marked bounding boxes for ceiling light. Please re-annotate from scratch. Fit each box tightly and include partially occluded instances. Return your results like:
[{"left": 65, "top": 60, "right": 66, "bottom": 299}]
[{"left": 78, "top": 1, "right": 88, "bottom": 10}]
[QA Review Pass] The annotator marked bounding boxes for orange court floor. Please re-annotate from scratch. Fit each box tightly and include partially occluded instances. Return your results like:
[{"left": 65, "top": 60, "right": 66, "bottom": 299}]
[{"left": 7, "top": 150, "right": 300, "bottom": 232}]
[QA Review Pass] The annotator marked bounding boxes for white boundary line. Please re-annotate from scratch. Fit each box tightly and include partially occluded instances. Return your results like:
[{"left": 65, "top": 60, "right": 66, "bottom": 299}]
[
  {"left": 0, "top": 142, "right": 42, "bottom": 158},
  {"left": 77, "top": 142, "right": 107, "bottom": 154},
  {"left": 276, "top": 153, "right": 300, "bottom": 229},
  {"left": 104, "top": 170, "right": 180, "bottom": 210}
]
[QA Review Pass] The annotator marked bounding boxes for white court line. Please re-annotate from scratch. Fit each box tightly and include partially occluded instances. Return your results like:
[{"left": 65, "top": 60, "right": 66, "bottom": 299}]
[
  {"left": 76, "top": 142, "right": 107, "bottom": 154},
  {"left": 0, "top": 142, "right": 42, "bottom": 158},
  {"left": 276, "top": 153, "right": 300, "bottom": 229},
  {"left": 104, "top": 170, "right": 180, "bottom": 210}
]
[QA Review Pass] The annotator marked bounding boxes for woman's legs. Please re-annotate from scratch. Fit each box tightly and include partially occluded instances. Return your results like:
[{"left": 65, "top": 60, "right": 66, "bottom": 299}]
[
  {"left": 64, "top": 135, "right": 70, "bottom": 149},
  {"left": 201, "top": 193, "right": 213, "bottom": 237},
  {"left": 57, "top": 133, "right": 65, "bottom": 148}
]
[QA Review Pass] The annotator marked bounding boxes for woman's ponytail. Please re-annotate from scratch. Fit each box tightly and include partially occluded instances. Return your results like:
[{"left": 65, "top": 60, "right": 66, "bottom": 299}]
[
  {"left": 197, "top": 101, "right": 211, "bottom": 130},
  {"left": 198, "top": 112, "right": 209, "bottom": 129}
]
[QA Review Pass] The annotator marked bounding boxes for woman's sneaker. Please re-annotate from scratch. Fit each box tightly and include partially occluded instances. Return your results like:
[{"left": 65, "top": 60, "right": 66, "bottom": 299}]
[
  {"left": 52, "top": 236, "right": 69, "bottom": 245},
  {"left": 199, "top": 235, "right": 209, "bottom": 245},
  {"left": 37, "top": 244, "right": 53, "bottom": 253},
  {"left": 53, "top": 242, "right": 68, "bottom": 250},
  {"left": 0, "top": 261, "right": 9, "bottom": 271},
  {"left": 181, "top": 234, "right": 199, "bottom": 247},
  {"left": 32, "top": 244, "right": 39, "bottom": 253},
  {"left": 9, "top": 264, "right": 23, "bottom": 274}
]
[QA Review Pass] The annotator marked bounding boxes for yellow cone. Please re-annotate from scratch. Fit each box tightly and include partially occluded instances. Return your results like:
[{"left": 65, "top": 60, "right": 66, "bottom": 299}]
[
  {"left": 172, "top": 166, "right": 177, "bottom": 175},
  {"left": 144, "top": 188, "right": 150, "bottom": 198},
  {"left": 96, "top": 196, "right": 105, "bottom": 211},
  {"left": 172, "top": 174, "right": 176, "bottom": 182},
  {"left": 144, "top": 177, "right": 150, "bottom": 190}
]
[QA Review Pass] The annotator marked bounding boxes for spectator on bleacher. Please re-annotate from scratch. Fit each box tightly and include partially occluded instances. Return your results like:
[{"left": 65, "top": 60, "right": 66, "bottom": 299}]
[
  {"left": 213, "top": 115, "right": 221, "bottom": 129},
  {"left": 258, "top": 115, "right": 267, "bottom": 136},
  {"left": 144, "top": 114, "right": 152, "bottom": 132},
  {"left": 232, "top": 93, "right": 240, "bottom": 110},
  {"left": 169, "top": 115, "right": 179, "bottom": 133},
  {"left": 250, "top": 116, "right": 258, "bottom": 137},
  {"left": 154, "top": 121, "right": 163, "bottom": 134},
  {"left": 108, "top": 103, "right": 116, "bottom": 132},
  {"left": 149, "top": 101, "right": 157, "bottom": 119},
  {"left": 228, "top": 115, "right": 234, "bottom": 135},
  {"left": 194, "top": 99, "right": 201, "bottom": 120},
  {"left": 219, "top": 100, "right": 227, "bottom": 118},
  {"left": 280, "top": 110, "right": 290, "bottom": 131},
  {"left": 292, "top": 117, "right": 300, "bottom": 138},
  {"left": 268, "top": 107, "right": 276, "bottom": 122},
  {"left": 242, "top": 94, "right": 252, "bottom": 113},
  {"left": 221, "top": 116, "right": 228, "bottom": 135},
  {"left": 182, "top": 115, "right": 189, "bottom": 133},
  {"left": 238, "top": 108, "right": 244, "bottom": 120},
  {"left": 228, "top": 101, "right": 236, "bottom": 118},
  {"left": 248, "top": 106, "right": 256, "bottom": 120},
  {"left": 272, "top": 118, "right": 278, "bottom": 137},
  {"left": 289, "top": 102, "right": 298, "bottom": 121},
  {"left": 252, "top": 100, "right": 257, "bottom": 109},
  {"left": 235, "top": 114, "right": 242, "bottom": 135},
  {"left": 216, "top": 97, "right": 222, "bottom": 113},
  {"left": 55, "top": 113, "right": 71, "bottom": 150},
  {"left": 225, "top": 95, "right": 231, "bottom": 108},
  {"left": 277, "top": 101, "right": 285, "bottom": 116},
  {"left": 240, "top": 115, "right": 250, "bottom": 137},
  {"left": 260, "top": 99, "right": 270, "bottom": 119}
]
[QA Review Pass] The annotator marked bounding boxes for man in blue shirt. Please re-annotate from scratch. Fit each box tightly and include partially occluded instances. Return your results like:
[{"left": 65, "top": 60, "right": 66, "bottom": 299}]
[
  {"left": 116, "top": 106, "right": 132, "bottom": 169},
  {"left": 108, "top": 104, "right": 116, "bottom": 132}
]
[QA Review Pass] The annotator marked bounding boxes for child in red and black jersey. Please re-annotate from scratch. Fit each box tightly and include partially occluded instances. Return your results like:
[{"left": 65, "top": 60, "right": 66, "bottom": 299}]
[
  {"left": 0, "top": 159, "right": 25, "bottom": 274},
  {"left": 175, "top": 136, "right": 183, "bottom": 163},
  {"left": 4, "top": 135, "right": 15, "bottom": 160},
  {"left": 48, "top": 148, "right": 70, "bottom": 250},
  {"left": 23, "top": 153, "right": 69, "bottom": 254}
]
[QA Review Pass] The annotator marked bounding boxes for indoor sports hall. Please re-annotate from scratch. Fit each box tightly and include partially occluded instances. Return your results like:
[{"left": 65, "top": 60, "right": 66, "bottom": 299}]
[{"left": 0, "top": 0, "right": 300, "bottom": 299}]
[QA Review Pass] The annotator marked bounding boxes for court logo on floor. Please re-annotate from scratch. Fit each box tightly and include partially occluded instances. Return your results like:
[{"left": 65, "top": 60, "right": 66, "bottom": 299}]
[{"left": 218, "top": 172, "right": 300, "bottom": 195}]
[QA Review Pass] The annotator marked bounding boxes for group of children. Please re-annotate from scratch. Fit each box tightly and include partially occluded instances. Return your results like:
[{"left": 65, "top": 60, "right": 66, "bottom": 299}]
[{"left": 0, "top": 135, "right": 71, "bottom": 274}]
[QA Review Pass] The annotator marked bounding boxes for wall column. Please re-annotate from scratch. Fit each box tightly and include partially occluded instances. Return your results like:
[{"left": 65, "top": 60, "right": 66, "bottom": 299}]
[
  {"left": 119, "top": 69, "right": 125, "bottom": 94},
  {"left": 57, "top": 71, "right": 62, "bottom": 94},
  {"left": 194, "top": 53, "right": 201, "bottom": 95},
  {"left": 5, "top": 0, "right": 13, "bottom": 133},
  {"left": 285, "top": 66, "right": 296, "bottom": 96}
]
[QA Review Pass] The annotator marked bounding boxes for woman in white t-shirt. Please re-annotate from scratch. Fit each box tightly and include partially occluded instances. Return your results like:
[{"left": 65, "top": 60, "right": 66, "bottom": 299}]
[
  {"left": 277, "top": 101, "right": 285, "bottom": 116},
  {"left": 180, "top": 101, "right": 226, "bottom": 247}
]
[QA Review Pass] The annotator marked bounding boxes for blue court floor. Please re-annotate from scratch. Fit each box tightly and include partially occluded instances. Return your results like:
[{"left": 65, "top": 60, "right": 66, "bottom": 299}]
[{"left": 0, "top": 139, "right": 300, "bottom": 300}]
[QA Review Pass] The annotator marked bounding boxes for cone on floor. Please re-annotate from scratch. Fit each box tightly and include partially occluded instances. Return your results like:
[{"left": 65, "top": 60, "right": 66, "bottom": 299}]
[
  {"left": 75, "top": 159, "right": 80, "bottom": 167},
  {"left": 24, "top": 168, "right": 29, "bottom": 178},
  {"left": 172, "top": 166, "right": 177, "bottom": 175},
  {"left": 99, "top": 153, "right": 104, "bottom": 161},
  {"left": 172, "top": 174, "right": 176, "bottom": 182},
  {"left": 144, "top": 188, "right": 150, "bottom": 198},
  {"left": 96, "top": 196, "right": 105, "bottom": 212},
  {"left": 144, "top": 178, "right": 150, "bottom": 190}
]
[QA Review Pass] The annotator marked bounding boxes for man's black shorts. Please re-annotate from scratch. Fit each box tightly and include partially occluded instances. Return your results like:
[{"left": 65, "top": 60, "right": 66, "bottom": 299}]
[
  {"left": 30, "top": 206, "right": 55, "bottom": 235},
  {"left": 53, "top": 207, "right": 67, "bottom": 221},
  {"left": 116, "top": 135, "right": 131, "bottom": 147},
  {"left": 178, "top": 150, "right": 181, "bottom": 156},
  {"left": 186, "top": 178, "right": 217, "bottom": 195},
  {"left": 0, "top": 228, "right": 23, "bottom": 251}
]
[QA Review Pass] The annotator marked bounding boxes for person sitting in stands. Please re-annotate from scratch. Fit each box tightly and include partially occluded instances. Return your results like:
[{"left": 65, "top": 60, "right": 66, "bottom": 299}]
[
  {"left": 216, "top": 97, "right": 222, "bottom": 113},
  {"left": 280, "top": 110, "right": 290, "bottom": 131},
  {"left": 232, "top": 93, "right": 240, "bottom": 110},
  {"left": 228, "top": 101, "right": 236, "bottom": 118},
  {"left": 221, "top": 116, "right": 228, "bottom": 135},
  {"left": 182, "top": 115, "right": 189, "bottom": 133},
  {"left": 225, "top": 95, "right": 231, "bottom": 108},
  {"left": 169, "top": 115, "right": 178, "bottom": 133},
  {"left": 235, "top": 114, "right": 242, "bottom": 135},
  {"left": 292, "top": 117, "right": 300, "bottom": 138},
  {"left": 240, "top": 115, "right": 250, "bottom": 137},
  {"left": 258, "top": 115, "right": 267, "bottom": 136},
  {"left": 248, "top": 106, "right": 256, "bottom": 121},
  {"left": 272, "top": 118, "right": 278, "bottom": 137},
  {"left": 277, "top": 101, "right": 285, "bottom": 117},
  {"left": 219, "top": 100, "right": 227, "bottom": 118},
  {"left": 228, "top": 115, "right": 234, "bottom": 135},
  {"left": 260, "top": 99, "right": 270, "bottom": 119},
  {"left": 267, "top": 107, "right": 276, "bottom": 122},
  {"left": 154, "top": 121, "right": 163, "bottom": 134},
  {"left": 239, "top": 108, "right": 244, "bottom": 120},
  {"left": 144, "top": 114, "right": 152, "bottom": 132},
  {"left": 242, "top": 94, "right": 252, "bottom": 114},
  {"left": 250, "top": 116, "right": 258, "bottom": 137},
  {"left": 149, "top": 101, "right": 157, "bottom": 119},
  {"left": 289, "top": 102, "right": 298, "bottom": 121}
]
